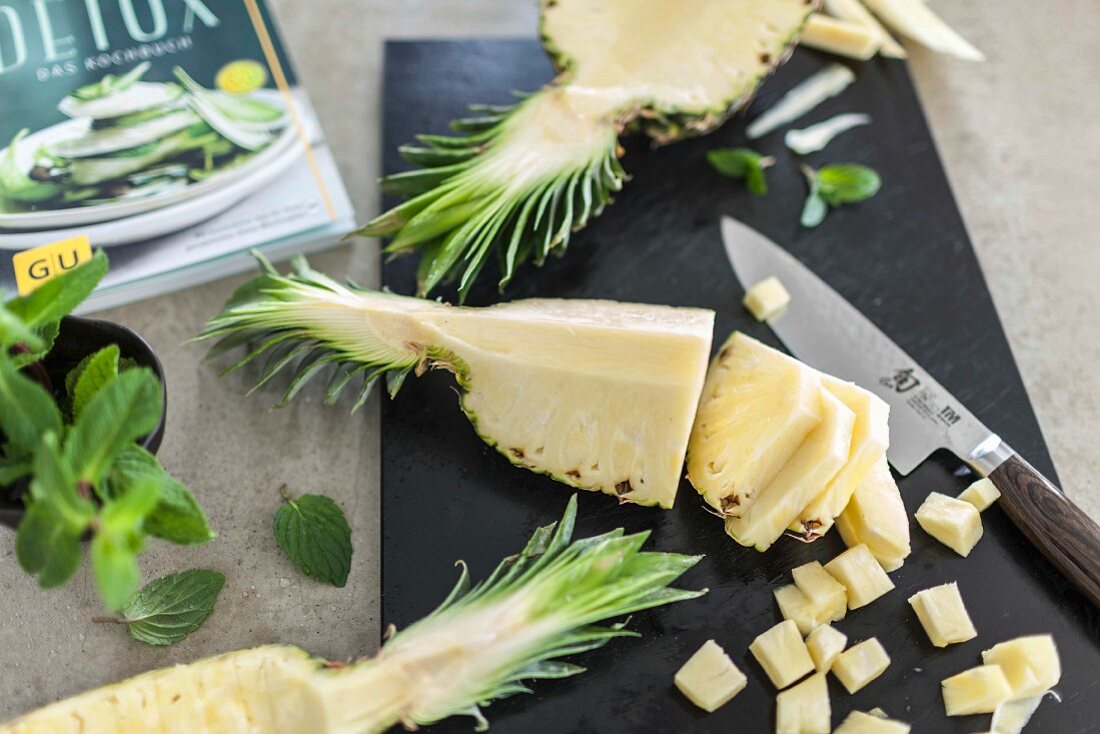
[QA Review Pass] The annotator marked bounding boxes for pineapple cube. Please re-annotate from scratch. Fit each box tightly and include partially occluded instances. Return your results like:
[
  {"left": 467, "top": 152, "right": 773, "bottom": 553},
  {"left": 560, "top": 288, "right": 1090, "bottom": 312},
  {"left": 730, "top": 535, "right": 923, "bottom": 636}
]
[
  {"left": 832, "top": 638, "right": 890, "bottom": 694},
  {"left": 991, "top": 695, "right": 1044, "bottom": 734},
  {"left": 750, "top": 619, "right": 816, "bottom": 689},
  {"left": 823, "top": 544, "right": 895, "bottom": 609},
  {"left": 775, "top": 584, "right": 831, "bottom": 635},
  {"left": 792, "top": 561, "right": 847, "bottom": 621},
  {"left": 834, "top": 456, "right": 911, "bottom": 572},
  {"left": 942, "top": 665, "right": 1012, "bottom": 715},
  {"left": 915, "top": 492, "right": 983, "bottom": 556},
  {"left": 743, "top": 276, "right": 791, "bottom": 322},
  {"left": 775, "top": 672, "right": 830, "bottom": 734},
  {"left": 958, "top": 477, "right": 1001, "bottom": 511},
  {"left": 806, "top": 624, "right": 847, "bottom": 671},
  {"left": 867, "top": 708, "right": 888, "bottom": 718},
  {"left": 981, "top": 635, "right": 1061, "bottom": 698},
  {"left": 908, "top": 582, "right": 977, "bottom": 647},
  {"left": 834, "top": 710, "right": 911, "bottom": 733},
  {"left": 674, "top": 640, "right": 747, "bottom": 712}
]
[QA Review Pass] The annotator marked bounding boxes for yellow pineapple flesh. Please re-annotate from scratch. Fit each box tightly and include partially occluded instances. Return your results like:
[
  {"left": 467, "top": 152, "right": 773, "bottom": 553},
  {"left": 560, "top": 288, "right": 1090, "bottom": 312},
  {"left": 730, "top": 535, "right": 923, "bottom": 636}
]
[{"left": 834, "top": 456, "right": 911, "bottom": 571}]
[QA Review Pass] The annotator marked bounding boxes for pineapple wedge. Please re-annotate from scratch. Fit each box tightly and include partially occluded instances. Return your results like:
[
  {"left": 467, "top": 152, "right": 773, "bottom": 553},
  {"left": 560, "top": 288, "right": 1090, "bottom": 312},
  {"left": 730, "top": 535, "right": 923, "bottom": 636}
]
[
  {"left": 824, "top": 544, "right": 895, "bottom": 609},
  {"left": 915, "top": 492, "right": 983, "bottom": 556},
  {"left": 775, "top": 672, "right": 831, "bottom": 734},
  {"left": 942, "top": 665, "right": 1012, "bottom": 716},
  {"left": 688, "top": 332, "right": 823, "bottom": 516},
  {"left": 726, "top": 388, "right": 854, "bottom": 549},
  {"left": 834, "top": 456, "right": 911, "bottom": 571},
  {"left": 834, "top": 710, "right": 911, "bottom": 733},
  {"left": 832, "top": 638, "right": 891, "bottom": 694},
  {"left": 982, "top": 635, "right": 1061, "bottom": 699},
  {"left": 806, "top": 624, "right": 847, "bottom": 672},
  {"left": 750, "top": 619, "right": 817, "bottom": 689},
  {"left": 674, "top": 640, "right": 747, "bottom": 712},
  {"left": 908, "top": 582, "right": 977, "bottom": 648},
  {"left": 959, "top": 477, "right": 1001, "bottom": 512}
]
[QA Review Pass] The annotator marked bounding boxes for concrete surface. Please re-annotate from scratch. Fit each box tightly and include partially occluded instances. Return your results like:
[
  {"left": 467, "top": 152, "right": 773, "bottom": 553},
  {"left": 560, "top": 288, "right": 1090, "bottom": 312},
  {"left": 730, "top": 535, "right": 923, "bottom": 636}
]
[{"left": 1, "top": 0, "right": 1096, "bottom": 721}]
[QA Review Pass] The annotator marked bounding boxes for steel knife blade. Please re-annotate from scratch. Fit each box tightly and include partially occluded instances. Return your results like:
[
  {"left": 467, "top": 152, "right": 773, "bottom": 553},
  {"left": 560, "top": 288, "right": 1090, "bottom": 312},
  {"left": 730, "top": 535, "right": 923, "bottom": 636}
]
[{"left": 720, "top": 216, "right": 1100, "bottom": 607}]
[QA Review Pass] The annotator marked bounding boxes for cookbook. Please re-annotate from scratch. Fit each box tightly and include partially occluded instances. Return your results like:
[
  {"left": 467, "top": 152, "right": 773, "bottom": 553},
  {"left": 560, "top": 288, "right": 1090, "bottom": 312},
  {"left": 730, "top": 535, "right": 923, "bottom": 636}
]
[{"left": 0, "top": 0, "right": 354, "bottom": 309}]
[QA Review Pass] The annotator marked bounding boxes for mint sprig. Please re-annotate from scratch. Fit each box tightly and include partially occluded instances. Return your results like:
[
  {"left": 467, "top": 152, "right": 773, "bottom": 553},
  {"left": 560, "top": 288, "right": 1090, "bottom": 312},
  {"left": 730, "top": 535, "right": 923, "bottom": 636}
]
[
  {"left": 98, "top": 569, "right": 225, "bottom": 646},
  {"left": 801, "top": 163, "right": 881, "bottom": 228},
  {"left": 274, "top": 488, "right": 352, "bottom": 587},
  {"left": 707, "top": 147, "right": 775, "bottom": 195}
]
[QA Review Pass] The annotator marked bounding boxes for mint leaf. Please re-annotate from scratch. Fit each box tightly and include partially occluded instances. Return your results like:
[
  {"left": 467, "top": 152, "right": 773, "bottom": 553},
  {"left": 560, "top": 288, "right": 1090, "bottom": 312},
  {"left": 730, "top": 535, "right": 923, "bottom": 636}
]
[
  {"left": 707, "top": 147, "right": 774, "bottom": 196},
  {"left": 91, "top": 478, "right": 160, "bottom": 611},
  {"left": 0, "top": 358, "right": 62, "bottom": 454},
  {"left": 0, "top": 303, "right": 43, "bottom": 350},
  {"left": 274, "top": 489, "right": 352, "bottom": 587},
  {"left": 70, "top": 344, "right": 120, "bottom": 420},
  {"left": 817, "top": 164, "right": 881, "bottom": 204},
  {"left": 15, "top": 502, "right": 82, "bottom": 588},
  {"left": 5, "top": 250, "right": 108, "bottom": 328},
  {"left": 9, "top": 321, "right": 60, "bottom": 369},
  {"left": 119, "top": 569, "right": 225, "bottom": 646},
  {"left": 108, "top": 446, "right": 214, "bottom": 546},
  {"left": 65, "top": 367, "right": 162, "bottom": 485},
  {"left": 801, "top": 191, "right": 828, "bottom": 228}
]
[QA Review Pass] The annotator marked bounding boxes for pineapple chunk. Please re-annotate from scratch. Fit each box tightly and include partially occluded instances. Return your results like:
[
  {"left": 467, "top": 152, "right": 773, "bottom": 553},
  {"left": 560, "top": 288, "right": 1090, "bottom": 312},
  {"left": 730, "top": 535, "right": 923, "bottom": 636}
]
[
  {"left": 775, "top": 585, "right": 833, "bottom": 635},
  {"left": 794, "top": 377, "right": 891, "bottom": 539},
  {"left": 908, "top": 582, "right": 977, "bottom": 648},
  {"left": 800, "top": 13, "right": 880, "bottom": 60},
  {"left": 688, "top": 332, "right": 823, "bottom": 517},
  {"left": 674, "top": 640, "right": 747, "bottom": 712},
  {"left": 981, "top": 635, "right": 1061, "bottom": 698},
  {"left": 743, "top": 276, "right": 791, "bottom": 322},
  {"left": 942, "top": 665, "right": 1012, "bottom": 715},
  {"left": 775, "top": 672, "right": 830, "bottom": 734},
  {"left": 749, "top": 619, "right": 816, "bottom": 689},
  {"left": 792, "top": 561, "right": 847, "bottom": 621},
  {"left": 915, "top": 492, "right": 983, "bottom": 556},
  {"left": 806, "top": 624, "right": 847, "bottom": 671},
  {"left": 832, "top": 638, "right": 890, "bottom": 694},
  {"left": 824, "top": 544, "right": 895, "bottom": 609},
  {"left": 834, "top": 710, "right": 911, "bottom": 733},
  {"left": 726, "top": 388, "right": 855, "bottom": 549},
  {"left": 835, "top": 456, "right": 911, "bottom": 571},
  {"left": 959, "top": 477, "right": 1001, "bottom": 512},
  {"left": 991, "top": 695, "right": 1043, "bottom": 734}
]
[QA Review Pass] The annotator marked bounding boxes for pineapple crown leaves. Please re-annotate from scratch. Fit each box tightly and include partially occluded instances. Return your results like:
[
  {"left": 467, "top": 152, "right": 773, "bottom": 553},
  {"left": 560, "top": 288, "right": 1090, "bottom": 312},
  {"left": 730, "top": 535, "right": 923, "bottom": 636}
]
[{"left": 381, "top": 495, "right": 706, "bottom": 729}]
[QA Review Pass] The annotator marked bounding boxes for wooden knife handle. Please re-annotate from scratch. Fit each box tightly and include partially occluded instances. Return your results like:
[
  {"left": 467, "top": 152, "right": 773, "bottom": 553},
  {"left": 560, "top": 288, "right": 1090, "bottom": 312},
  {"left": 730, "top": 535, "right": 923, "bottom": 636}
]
[{"left": 990, "top": 453, "right": 1100, "bottom": 608}]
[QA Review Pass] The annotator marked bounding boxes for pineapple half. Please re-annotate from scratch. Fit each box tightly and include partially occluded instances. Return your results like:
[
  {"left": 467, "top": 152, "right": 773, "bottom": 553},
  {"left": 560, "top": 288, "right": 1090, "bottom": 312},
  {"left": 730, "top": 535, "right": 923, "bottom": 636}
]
[
  {"left": 356, "top": 0, "right": 815, "bottom": 299},
  {"left": 198, "top": 255, "right": 714, "bottom": 508}
]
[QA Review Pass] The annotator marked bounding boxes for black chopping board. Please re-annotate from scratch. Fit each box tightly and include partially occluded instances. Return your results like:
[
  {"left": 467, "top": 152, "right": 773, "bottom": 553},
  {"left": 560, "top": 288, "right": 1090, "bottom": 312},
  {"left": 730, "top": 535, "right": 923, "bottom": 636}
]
[{"left": 380, "top": 40, "right": 1100, "bottom": 733}]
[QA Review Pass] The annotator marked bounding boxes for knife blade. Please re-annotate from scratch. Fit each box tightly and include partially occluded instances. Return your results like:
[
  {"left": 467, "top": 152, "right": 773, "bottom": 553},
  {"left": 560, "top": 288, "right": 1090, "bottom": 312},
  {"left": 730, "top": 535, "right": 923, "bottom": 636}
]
[{"left": 720, "top": 216, "right": 1100, "bottom": 607}]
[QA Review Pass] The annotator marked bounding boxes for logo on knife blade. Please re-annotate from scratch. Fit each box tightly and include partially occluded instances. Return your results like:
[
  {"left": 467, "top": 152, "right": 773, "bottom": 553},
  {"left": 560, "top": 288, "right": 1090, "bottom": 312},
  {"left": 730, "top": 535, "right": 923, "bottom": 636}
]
[{"left": 880, "top": 368, "right": 921, "bottom": 393}]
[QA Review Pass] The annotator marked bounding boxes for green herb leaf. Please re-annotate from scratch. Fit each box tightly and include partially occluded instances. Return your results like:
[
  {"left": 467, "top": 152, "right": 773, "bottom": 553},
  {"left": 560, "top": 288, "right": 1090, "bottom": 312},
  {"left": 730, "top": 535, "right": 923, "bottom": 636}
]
[
  {"left": 8, "top": 320, "right": 61, "bottom": 369},
  {"left": 108, "top": 446, "right": 214, "bottom": 546},
  {"left": 92, "top": 478, "right": 161, "bottom": 611},
  {"left": 0, "top": 304, "right": 43, "bottom": 350},
  {"left": 15, "top": 502, "right": 83, "bottom": 588},
  {"left": 4, "top": 250, "right": 108, "bottom": 328},
  {"left": 816, "top": 164, "right": 881, "bottom": 205},
  {"left": 274, "top": 489, "right": 352, "bottom": 587},
  {"left": 69, "top": 344, "right": 120, "bottom": 420},
  {"left": 707, "top": 147, "right": 773, "bottom": 196},
  {"left": 119, "top": 569, "right": 225, "bottom": 646},
  {"left": 65, "top": 367, "right": 162, "bottom": 485},
  {"left": 0, "top": 357, "right": 62, "bottom": 454},
  {"left": 801, "top": 191, "right": 828, "bottom": 228}
]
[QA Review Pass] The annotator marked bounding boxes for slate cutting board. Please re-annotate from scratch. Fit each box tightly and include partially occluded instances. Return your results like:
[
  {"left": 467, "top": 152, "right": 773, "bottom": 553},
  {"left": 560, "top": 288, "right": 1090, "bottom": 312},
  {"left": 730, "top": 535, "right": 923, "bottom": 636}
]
[{"left": 380, "top": 40, "right": 1100, "bottom": 733}]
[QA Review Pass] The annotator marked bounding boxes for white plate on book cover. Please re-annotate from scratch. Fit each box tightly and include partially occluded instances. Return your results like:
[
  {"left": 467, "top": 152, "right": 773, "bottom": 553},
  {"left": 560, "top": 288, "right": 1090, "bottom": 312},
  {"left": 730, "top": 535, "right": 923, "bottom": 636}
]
[{"left": 0, "top": 91, "right": 304, "bottom": 247}]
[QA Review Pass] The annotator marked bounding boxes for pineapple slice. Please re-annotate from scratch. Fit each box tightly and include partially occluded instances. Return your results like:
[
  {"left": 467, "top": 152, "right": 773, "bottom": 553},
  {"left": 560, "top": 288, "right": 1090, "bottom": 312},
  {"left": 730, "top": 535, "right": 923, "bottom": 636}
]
[
  {"left": 834, "top": 710, "right": 911, "bottom": 733},
  {"left": 832, "top": 638, "right": 890, "bottom": 694},
  {"left": 726, "top": 388, "right": 854, "bottom": 549},
  {"left": 749, "top": 619, "right": 816, "bottom": 689},
  {"left": 915, "top": 492, "right": 983, "bottom": 556},
  {"left": 792, "top": 561, "right": 848, "bottom": 622},
  {"left": 834, "top": 456, "right": 911, "bottom": 571},
  {"left": 942, "top": 665, "right": 1012, "bottom": 716},
  {"left": 775, "top": 672, "right": 830, "bottom": 734},
  {"left": 674, "top": 640, "right": 747, "bottom": 712},
  {"left": 991, "top": 695, "right": 1044, "bottom": 734},
  {"left": 981, "top": 635, "right": 1061, "bottom": 698},
  {"left": 908, "top": 582, "right": 977, "bottom": 648},
  {"left": 805, "top": 624, "right": 847, "bottom": 672},
  {"left": 794, "top": 378, "right": 891, "bottom": 539},
  {"left": 959, "top": 477, "right": 1001, "bottom": 512},
  {"left": 824, "top": 544, "right": 895, "bottom": 609},
  {"left": 688, "top": 332, "right": 823, "bottom": 516},
  {"left": 743, "top": 276, "right": 791, "bottom": 322}
]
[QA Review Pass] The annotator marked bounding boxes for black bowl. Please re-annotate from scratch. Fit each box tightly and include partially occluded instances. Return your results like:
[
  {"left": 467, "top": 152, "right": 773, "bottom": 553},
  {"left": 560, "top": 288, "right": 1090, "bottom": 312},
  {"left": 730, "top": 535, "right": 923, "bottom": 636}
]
[{"left": 0, "top": 316, "right": 166, "bottom": 530}]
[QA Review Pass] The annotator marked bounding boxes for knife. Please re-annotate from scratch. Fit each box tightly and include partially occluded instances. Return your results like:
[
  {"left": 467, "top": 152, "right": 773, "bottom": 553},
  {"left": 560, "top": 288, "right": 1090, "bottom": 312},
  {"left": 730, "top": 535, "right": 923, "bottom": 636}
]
[{"left": 720, "top": 216, "right": 1100, "bottom": 608}]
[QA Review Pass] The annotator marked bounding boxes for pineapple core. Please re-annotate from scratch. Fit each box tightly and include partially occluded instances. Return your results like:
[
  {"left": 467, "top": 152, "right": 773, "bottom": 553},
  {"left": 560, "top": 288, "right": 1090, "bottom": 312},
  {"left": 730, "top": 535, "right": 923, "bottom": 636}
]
[
  {"left": 775, "top": 672, "right": 831, "bottom": 734},
  {"left": 832, "top": 638, "right": 890, "bottom": 694},
  {"left": 805, "top": 624, "right": 847, "bottom": 671},
  {"left": 743, "top": 276, "right": 791, "bottom": 322},
  {"left": 958, "top": 477, "right": 1001, "bottom": 512},
  {"left": 908, "top": 582, "right": 977, "bottom": 648},
  {"left": 823, "top": 544, "right": 895, "bottom": 609},
  {"left": 834, "top": 456, "right": 911, "bottom": 571},
  {"left": 941, "top": 665, "right": 1012, "bottom": 715},
  {"left": 981, "top": 635, "right": 1061, "bottom": 698},
  {"left": 750, "top": 619, "right": 816, "bottom": 689},
  {"left": 833, "top": 710, "right": 911, "bottom": 733},
  {"left": 915, "top": 492, "right": 983, "bottom": 556},
  {"left": 674, "top": 640, "right": 747, "bottom": 712}
]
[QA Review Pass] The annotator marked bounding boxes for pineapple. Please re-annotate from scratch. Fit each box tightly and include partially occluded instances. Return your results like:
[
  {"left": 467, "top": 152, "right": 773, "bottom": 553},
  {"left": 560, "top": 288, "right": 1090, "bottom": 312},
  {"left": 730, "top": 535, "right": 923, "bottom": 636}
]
[
  {"left": 991, "top": 696, "right": 1044, "bottom": 734},
  {"left": 0, "top": 498, "right": 704, "bottom": 733},
  {"left": 823, "top": 544, "right": 895, "bottom": 609},
  {"left": 805, "top": 624, "right": 847, "bottom": 672},
  {"left": 199, "top": 256, "right": 714, "bottom": 508},
  {"left": 775, "top": 672, "right": 831, "bottom": 734},
  {"left": 959, "top": 477, "right": 1001, "bottom": 512},
  {"left": 907, "top": 582, "right": 977, "bottom": 648},
  {"left": 774, "top": 585, "right": 834, "bottom": 636},
  {"left": 725, "top": 388, "right": 855, "bottom": 550},
  {"left": 915, "top": 492, "right": 983, "bottom": 556},
  {"left": 749, "top": 619, "right": 817, "bottom": 690},
  {"left": 743, "top": 276, "right": 791, "bottom": 322},
  {"left": 688, "top": 332, "right": 823, "bottom": 517},
  {"left": 832, "top": 638, "right": 890, "bottom": 694},
  {"left": 791, "top": 561, "right": 848, "bottom": 623},
  {"left": 357, "top": 0, "right": 815, "bottom": 298},
  {"left": 981, "top": 635, "right": 1061, "bottom": 699},
  {"left": 674, "top": 640, "right": 747, "bottom": 712},
  {"left": 833, "top": 710, "right": 911, "bottom": 733},
  {"left": 834, "top": 456, "right": 911, "bottom": 571},
  {"left": 941, "top": 665, "right": 1012, "bottom": 716}
]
